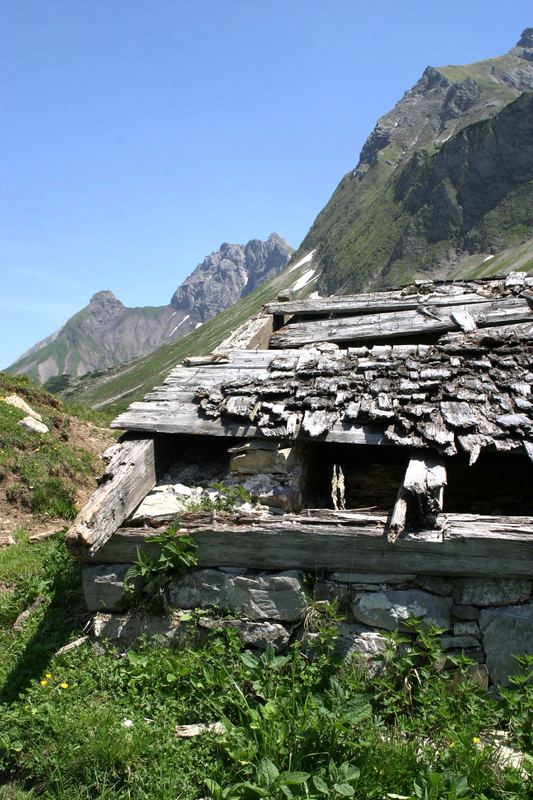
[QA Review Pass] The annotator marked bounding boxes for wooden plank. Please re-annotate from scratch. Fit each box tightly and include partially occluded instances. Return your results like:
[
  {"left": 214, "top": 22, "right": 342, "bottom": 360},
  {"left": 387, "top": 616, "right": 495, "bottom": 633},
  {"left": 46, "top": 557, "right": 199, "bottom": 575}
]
[
  {"left": 265, "top": 290, "right": 499, "bottom": 318},
  {"left": 269, "top": 298, "right": 532, "bottom": 348},
  {"left": 182, "top": 354, "right": 229, "bottom": 366},
  {"left": 66, "top": 437, "right": 158, "bottom": 559},
  {"left": 110, "top": 402, "right": 386, "bottom": 445},
  {"left": 215, "top": 313, "right": 273, "bottom": 352},
  {"left": 388, "top": 453, "right": 446, "bottom": 543},
  {"left": 90, "top": 514, "right": 533, "bottom": 576}
]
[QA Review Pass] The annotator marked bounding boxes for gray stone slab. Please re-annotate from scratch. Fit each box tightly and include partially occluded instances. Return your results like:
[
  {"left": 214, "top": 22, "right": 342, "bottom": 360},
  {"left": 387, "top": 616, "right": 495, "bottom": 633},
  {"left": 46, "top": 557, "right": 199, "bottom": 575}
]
[
  {"left": 481, "top": 602, "right": 533, "bottom": 685},
  {"left": 335, "top": 623, "right": 389, "bottom": 660},
  {"left": 416, "top": 576, "right": 453, "bottom": 596},
  {"left": 314, "top": 580, "right": 349, "bottom": 606},
  {"left": 440, "top": 635, "right": 481, "bottom": 651},
  {"left": 453, "top": 579, "right": 531, "bottom": 607},
  {"left": 168, "top": 569, "right": 228, "bottom": 609},
  {"left": 93, "top": 612, "right": 184, "bottom": 643},
  {"left": 452, "top": 604, "right": 480, "bottom": 621},
  {"left": 453, "top": 621, "right": 480, "bottom": 637},
  {"left": 226, "top": 571, "right": 306, "bottom": 621},
  {"left": 351, "top": 589, "right": 452, "bottom": 632},
  {"left": 198, "top": 617, "right": 290, "bottom": 651},
  {"left": 83, "top": 564, "right": 137, "bottom": 612}
]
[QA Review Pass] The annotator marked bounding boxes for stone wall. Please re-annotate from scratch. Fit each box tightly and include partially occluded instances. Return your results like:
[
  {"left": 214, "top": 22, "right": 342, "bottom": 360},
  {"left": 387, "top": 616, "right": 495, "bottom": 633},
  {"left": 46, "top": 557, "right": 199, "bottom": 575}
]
[{"left": 85, "top": 563, "right": 533, "bottom": 687}]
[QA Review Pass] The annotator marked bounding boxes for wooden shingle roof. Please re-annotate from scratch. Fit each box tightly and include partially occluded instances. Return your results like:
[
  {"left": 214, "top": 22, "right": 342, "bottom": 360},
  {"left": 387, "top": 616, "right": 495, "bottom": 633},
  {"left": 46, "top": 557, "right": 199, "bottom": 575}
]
[{"left": 112, "top": 275, "right": 533, "bottom": 463}]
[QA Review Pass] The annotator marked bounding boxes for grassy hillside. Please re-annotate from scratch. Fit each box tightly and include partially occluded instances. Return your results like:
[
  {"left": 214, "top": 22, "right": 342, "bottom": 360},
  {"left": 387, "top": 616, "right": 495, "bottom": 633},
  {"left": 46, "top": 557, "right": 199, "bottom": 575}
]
[{"left": 0, "top": 373, "right": 113, "bottom": 534}]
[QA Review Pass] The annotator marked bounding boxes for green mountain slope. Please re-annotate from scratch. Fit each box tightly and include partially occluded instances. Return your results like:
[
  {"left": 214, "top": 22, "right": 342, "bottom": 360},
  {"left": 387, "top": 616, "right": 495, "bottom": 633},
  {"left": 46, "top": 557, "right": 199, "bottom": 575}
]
[{"left": 294, "top": 29, "right": 533, "bottom": 294}]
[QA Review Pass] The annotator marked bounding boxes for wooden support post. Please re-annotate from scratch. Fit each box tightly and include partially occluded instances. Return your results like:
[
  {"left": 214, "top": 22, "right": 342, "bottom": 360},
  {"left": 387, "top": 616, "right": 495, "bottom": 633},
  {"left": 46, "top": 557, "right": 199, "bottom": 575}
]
[
  {"left": 388, "top": 487, "right": 409, "bottom": 543},
  {"left": 388, "top": 451, "right": 447, "bottom": 544},
  {"left": 66, "top": 436, "right": 159, "bottom": 559}
]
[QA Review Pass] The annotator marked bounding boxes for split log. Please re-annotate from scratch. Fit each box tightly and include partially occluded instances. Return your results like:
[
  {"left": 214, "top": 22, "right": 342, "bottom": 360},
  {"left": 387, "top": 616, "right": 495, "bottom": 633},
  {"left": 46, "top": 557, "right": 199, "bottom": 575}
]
[
  {"left": 388, "top": 452, "right": 447, "bottom": 543},
  {"left": 388, "top": 488, "right": 409, "bottom": 544},
  {"left": 89, "top": 514, "right": 533, "bottom": 577},
  {"left": 331, "top": 464, "right": 346, "bottom": 511},
  {"left": 264, "top": 283, "right": 508, "bottom": 318},
  {"left": 66, "top": 437, "right": 159, "bottom": 559}
]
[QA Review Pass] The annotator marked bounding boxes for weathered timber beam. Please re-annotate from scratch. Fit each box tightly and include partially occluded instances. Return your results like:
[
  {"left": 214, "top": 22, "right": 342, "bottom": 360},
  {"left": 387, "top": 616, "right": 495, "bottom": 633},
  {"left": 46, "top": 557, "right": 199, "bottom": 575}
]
[
  {"left": 264, "top": 291, "right": 501, "bottom": 318},
  {"left": 66, "top": 436, "right": 159, "bottom": 559},
  {"left": 388, "top": 452, "right": 447, "bottom": 543},
  {"left": 269, "top": 298, "right": 532, "bottom": 348},
  {"left": 388, "top": 487, "right": 409, "bottom": 544},
  {"left": 90, "top": 515, "right": 533, "bottom": 576},
  {"left": 109, "top": 406, "right": 386, "bottom": 446}
]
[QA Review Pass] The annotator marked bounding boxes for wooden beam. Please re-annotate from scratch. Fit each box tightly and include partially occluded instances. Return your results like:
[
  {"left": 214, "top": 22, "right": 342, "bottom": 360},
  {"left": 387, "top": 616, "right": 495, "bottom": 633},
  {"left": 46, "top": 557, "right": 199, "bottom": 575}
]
[
  {"left": 388, "top": 453, "right": 447, "bottom": 543},
  {"left": 388, "top": 487, "right": 409, "bottom": 544},
  {"left": 269, "top": 298, "right": 532, "bottom": 348},
  {"left": 66, "top": 437, "right": 159, "bottom": 559},
  {"left": 89, "top": 513, "right": 533, "bottom": 577},
  {"left": 265, "top": 290, "right": 502, "bottom": 318},
  {"left": 110, "top": 398, "right": 386, "bottom": 445}
]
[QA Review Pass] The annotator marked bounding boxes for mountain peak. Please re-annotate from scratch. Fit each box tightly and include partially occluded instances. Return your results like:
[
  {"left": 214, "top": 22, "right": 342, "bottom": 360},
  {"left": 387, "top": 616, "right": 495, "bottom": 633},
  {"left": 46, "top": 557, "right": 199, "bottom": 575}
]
[
  {"left": 512, "top": 28, "right": 533, "bottom": 60},
  {"left": 89, "top": 290, "right": 122, "bottom": 305}
]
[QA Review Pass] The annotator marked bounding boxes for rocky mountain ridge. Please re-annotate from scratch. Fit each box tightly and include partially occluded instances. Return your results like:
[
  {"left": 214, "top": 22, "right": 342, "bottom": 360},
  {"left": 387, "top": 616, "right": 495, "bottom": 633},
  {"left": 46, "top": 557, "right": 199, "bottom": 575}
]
[
  {"left": 294, "top": 29, "right": 533, "bottom": 293},
  {"left": 8, "top": 233, "right": 292, "bottom": 383}
]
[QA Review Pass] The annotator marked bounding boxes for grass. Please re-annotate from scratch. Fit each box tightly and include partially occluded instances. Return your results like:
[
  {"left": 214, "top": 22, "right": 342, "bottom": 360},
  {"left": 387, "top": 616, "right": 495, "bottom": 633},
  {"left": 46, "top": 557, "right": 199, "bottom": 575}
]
[
  {"left": 0, "top": 534, "right": 531, "bottom": 799},
  {"left": 0, "top": 373, "right": 106, "bottom": 522}
]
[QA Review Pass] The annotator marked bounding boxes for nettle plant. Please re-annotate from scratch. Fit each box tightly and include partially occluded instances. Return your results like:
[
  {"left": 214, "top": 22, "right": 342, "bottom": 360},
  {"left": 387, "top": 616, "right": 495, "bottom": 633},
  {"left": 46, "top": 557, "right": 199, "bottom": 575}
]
[
  {"left": 123, "top": 483, "right": 251, "bottom": 610},
  {"left": 124, "top": 516, "right": 197, "bottom": 610}
]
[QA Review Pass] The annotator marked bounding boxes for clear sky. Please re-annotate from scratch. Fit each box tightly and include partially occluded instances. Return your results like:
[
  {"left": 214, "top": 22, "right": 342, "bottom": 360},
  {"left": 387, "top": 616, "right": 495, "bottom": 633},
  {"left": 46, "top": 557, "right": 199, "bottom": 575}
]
[{"left": 2, "top": 0, "right": 532, "bottom": 368}]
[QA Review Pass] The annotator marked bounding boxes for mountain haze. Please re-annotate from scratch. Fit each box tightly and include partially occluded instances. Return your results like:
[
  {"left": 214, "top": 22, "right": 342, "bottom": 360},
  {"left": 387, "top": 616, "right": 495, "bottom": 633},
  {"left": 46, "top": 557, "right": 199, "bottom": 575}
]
[
  {"left": 294, "top": 29, "right": 533, "bottom": 292},
  {"left": 8, "top": 233, "right": 292, "bottom": 383}
]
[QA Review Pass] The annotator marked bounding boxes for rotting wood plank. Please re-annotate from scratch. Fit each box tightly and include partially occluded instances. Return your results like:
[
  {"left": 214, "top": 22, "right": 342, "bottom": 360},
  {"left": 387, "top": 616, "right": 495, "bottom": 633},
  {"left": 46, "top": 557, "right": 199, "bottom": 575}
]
[
  {"left": 110, "top": 402, "right": 386, "bottom": 445},
  {"left": 269, "top": 298, "right": 532, "bottom": 348},
  {"left": 388, "top": 488, "right": 409, "bottom": 544},
  {"left": 90, "top": 514, "right": 533, "bottom": 576},
  {"left": 66, "top": 437, "right": 159, "bottom": 559},
  {"left": 388, "top": 453, "right": 446, "bottom": 543},
  {"left": 265, "top": 291, "right": 501, "bottom": 318}
]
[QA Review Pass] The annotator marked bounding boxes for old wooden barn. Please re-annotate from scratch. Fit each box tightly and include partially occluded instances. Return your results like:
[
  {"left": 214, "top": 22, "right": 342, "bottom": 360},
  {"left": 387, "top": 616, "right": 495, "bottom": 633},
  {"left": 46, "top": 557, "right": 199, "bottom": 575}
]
[{"left": 67, "top": 272, "right": 533, "bottom": 685}]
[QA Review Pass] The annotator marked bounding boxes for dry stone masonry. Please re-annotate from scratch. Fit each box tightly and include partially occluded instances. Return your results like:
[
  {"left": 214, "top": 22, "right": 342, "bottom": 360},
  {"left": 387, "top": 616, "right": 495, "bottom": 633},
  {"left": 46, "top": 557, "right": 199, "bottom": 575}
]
[{"left": 87, "top": 564, "right": 533, "bottom": 686}]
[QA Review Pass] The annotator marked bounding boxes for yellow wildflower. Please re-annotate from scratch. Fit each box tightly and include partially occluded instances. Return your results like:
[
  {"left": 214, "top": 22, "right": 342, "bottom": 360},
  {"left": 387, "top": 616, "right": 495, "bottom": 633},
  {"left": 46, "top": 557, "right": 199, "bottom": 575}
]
[
  {"left": 40, "top": 679, "right": 48, "bottom": 687},
  {"left": 472, "top": 736, "right": 481, "bottom": 744},
  {"left": 59, "top": 682, "right": 69, "bottom": 689},
  {"left": 45, "top": 673, "right": 52, "bottom": 679},
  {"left": 449, "top": 741, "right": 456, "bottom": 749}
]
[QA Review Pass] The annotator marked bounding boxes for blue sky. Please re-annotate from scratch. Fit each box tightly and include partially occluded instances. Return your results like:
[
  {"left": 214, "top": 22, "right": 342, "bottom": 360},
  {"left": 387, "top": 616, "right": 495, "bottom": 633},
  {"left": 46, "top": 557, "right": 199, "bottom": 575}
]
[{"left": 2, "top": 1, "right": 532, "bottom": 368}]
